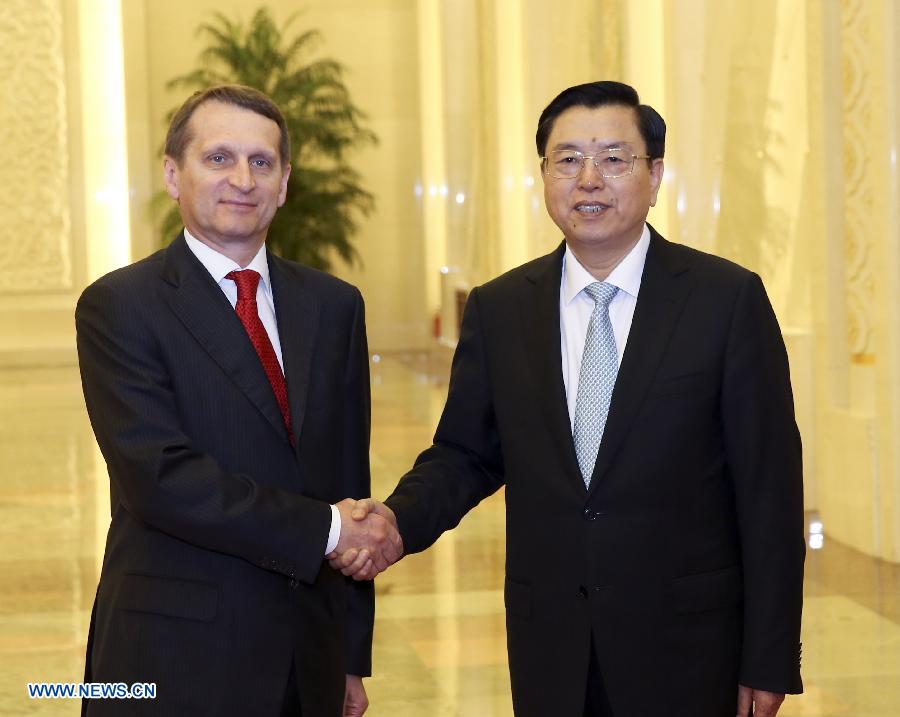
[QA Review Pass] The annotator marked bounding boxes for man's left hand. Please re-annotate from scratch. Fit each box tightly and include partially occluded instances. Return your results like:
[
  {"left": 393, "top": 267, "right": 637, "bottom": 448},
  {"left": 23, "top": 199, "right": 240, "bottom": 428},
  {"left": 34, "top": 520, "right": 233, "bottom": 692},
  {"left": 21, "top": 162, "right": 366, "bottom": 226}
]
[
  {"left": 737, "top": 684, "right": 784, "bottom": 717},
  {"left": 344, "top": 674, "right": 368, "bottom": 716}
]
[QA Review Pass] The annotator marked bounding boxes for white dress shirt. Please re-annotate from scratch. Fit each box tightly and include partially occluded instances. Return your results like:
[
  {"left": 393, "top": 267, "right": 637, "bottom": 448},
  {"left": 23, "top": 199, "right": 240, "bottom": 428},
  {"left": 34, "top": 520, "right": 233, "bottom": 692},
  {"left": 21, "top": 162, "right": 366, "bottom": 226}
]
[
  {"left": 183, "top": 229, "right": 341, "bottom": 554},
  {"left": 183, "top": 229, "right": 285, "bottom": 370},
  {"left": 559, "top": 224, "right": 651, "bottom": 430}
]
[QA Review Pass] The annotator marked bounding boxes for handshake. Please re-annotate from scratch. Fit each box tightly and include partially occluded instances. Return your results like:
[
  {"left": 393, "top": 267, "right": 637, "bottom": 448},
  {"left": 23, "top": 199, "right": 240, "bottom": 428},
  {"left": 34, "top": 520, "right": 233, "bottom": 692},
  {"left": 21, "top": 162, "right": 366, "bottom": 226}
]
[{"left": 328, "top": 498, "right": 404, "bottom": 581}]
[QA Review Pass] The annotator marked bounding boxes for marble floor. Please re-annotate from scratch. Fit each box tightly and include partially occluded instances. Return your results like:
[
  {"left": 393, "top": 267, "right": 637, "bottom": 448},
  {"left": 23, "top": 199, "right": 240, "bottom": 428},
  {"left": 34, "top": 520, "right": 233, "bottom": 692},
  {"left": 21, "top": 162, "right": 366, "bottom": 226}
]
[{"left": 1, "top": 353, "right": 899, "bottom": 716}]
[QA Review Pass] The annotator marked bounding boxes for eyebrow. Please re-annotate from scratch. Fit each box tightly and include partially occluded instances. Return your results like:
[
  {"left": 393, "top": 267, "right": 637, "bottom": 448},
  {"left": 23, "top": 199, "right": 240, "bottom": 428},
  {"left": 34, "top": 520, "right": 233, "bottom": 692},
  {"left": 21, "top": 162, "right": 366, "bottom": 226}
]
[
  {"left": 202, "top": 143, "right": 278, "bottom": 161},
  {"left": 550, "top": 140, "right": 633, "bottom": 152}
]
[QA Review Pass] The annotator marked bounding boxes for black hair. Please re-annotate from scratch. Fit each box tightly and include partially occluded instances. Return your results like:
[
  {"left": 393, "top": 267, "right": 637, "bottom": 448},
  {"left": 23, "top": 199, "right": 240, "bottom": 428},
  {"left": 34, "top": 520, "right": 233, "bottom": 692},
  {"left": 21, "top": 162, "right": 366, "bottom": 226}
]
[{"left": 535, "top": 80, "right": 665, "bottom": 159}]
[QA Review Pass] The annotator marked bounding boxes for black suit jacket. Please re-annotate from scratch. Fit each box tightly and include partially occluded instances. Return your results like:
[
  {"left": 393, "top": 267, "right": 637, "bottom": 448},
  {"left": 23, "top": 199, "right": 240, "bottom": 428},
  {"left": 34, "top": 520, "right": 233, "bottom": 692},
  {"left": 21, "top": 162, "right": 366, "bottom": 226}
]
[
  {"left": 386, "top": 227, "right": 804, "bottom": 717},
  {"left": 76, "top": 234, "right": 373, "bottom": 716}
]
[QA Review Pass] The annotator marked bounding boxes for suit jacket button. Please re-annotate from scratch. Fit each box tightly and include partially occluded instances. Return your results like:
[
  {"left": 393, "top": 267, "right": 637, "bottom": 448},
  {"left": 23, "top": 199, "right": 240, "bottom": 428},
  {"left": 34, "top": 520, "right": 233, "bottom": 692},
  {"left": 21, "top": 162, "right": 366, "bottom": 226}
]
[
  {"left": 289, "top": 579, "right": 299, "bottom": 589},
  {"left": 583, "top": 508, "right": 599, "bottom": 521},
  {"left": 578, "top": 585, "right": 589, "bottom": 599}
]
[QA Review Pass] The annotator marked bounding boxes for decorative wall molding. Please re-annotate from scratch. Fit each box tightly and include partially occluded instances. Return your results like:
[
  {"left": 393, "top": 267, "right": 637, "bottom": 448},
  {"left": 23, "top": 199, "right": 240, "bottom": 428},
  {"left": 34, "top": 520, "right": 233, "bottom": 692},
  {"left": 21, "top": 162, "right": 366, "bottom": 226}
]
[
  {"left": 840, "top": 0, "right": 875, "bottom": 359},
  {"left": 0, "top": 0, "right": 72, "bottom": 293}
]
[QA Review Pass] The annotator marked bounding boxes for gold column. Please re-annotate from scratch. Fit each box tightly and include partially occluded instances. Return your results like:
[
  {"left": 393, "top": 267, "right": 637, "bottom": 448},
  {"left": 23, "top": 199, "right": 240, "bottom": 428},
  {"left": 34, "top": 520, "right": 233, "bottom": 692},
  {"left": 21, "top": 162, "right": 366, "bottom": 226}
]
[
  {"left": 493, "top": 0, "right": 530, "bottom": 273},
  {"left": 78, "top": 0, "right": 132, "bottom": 281},
  {"left": 623, "top": 0, "right": 670, "bottom": 239},
  {"left": 882, "top": 0, "right": 900, "bottom": 560},
  {"left": 76, "top": 0, "right": 130, "bottom": 571},
  {"left": 417, "top": 0, "right": 448, "bottom": 319}
]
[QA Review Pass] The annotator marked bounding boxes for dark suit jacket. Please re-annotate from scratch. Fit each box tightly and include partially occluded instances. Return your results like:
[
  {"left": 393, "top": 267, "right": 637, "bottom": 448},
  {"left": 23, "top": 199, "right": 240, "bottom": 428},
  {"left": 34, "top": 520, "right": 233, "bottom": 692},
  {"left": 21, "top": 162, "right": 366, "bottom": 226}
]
[
  {"left": 385, "top": 227, "right": 804, "bottom": 717},
  {"left": 76, "top": 234, "right": 373, "bottom": 716}
]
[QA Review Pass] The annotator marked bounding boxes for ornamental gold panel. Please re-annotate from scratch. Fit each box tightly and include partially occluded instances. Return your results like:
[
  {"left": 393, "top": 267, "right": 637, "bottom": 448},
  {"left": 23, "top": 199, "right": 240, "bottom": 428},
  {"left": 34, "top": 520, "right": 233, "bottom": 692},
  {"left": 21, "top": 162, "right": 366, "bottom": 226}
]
[
  {"left": 0, "top": 0, "right": 72, "bottom": 293},
  {"left": 840, "top": 0, "right": 875, "bottom": 360}
]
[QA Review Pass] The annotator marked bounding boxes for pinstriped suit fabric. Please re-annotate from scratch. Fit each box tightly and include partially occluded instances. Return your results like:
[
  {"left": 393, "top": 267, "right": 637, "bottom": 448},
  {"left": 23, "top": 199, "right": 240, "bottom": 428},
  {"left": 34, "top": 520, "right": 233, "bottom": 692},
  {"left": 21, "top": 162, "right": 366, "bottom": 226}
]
[{"left": 77, "top": 235, "right": 373, "bottom": 717}]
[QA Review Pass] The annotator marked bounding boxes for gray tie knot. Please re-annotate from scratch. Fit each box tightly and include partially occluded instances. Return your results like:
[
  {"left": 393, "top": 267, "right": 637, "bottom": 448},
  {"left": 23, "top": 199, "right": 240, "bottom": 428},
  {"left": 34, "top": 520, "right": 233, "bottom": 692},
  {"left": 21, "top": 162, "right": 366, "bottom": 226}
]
[{"left": 584, "top": 281, "right": 618, "bottom": 308}]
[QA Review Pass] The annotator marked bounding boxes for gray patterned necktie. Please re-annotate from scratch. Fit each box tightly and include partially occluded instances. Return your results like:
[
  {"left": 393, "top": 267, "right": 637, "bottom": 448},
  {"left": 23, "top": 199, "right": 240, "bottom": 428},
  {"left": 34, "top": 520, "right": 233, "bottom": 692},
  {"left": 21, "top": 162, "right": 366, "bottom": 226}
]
[{"left": 573, "top": 281, "right": 620, "bottom": 487}]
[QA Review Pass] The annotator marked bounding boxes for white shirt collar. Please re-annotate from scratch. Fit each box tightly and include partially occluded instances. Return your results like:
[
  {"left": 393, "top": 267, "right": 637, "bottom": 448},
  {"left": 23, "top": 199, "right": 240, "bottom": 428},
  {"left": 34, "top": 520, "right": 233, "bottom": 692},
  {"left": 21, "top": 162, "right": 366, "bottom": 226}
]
[
  {"left": 183, "top": 229, "right": 272, "bottom": 295},
  {"left": 562, "top": 224, "right": 651, "bottom": 305}
]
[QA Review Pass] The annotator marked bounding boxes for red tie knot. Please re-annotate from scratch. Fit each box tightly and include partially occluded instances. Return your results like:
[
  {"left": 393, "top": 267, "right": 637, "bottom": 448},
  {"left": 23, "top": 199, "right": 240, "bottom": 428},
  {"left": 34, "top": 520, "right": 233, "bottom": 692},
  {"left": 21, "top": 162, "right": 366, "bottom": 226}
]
[{"left": 226, "top": 269, "right": 262, "bottom": 300}]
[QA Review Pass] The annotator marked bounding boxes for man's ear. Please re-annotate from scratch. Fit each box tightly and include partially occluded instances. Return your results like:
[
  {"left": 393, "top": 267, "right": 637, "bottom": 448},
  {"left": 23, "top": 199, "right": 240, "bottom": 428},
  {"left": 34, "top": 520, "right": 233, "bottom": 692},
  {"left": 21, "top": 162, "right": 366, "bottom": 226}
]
[
  {"left": 163, "top": 156, "right": 180, "bottom": 200},
  {"left": 648, "top": 158, "right": 664, "bottom": 207},
  {"left": 277, "top": 163, "right": 291, "bottom": 207}
]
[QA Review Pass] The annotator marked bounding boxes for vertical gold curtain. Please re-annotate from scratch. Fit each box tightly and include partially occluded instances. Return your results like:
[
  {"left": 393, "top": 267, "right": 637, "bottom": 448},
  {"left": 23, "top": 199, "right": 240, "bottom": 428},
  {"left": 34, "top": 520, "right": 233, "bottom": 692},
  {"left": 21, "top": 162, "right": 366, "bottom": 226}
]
[
  {"left": 660, "top": 0, "right": 900, "bottom": 561},
  {"left": 433, "top": 0, "right": 623, "bottom": 288},
  {"left": 424, "top": 0, "right": 622, "bottom": 347}
]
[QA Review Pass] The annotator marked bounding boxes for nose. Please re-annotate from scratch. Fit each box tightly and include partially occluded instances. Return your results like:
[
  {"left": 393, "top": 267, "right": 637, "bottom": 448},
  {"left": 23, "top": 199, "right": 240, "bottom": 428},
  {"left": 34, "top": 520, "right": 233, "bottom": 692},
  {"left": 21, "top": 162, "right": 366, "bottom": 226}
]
[
  {"left": 577, "top": 156, "right": 605, "bottom": 189},
  {"left": 229, "top": 161, "right": 255, "bottom": 192}
]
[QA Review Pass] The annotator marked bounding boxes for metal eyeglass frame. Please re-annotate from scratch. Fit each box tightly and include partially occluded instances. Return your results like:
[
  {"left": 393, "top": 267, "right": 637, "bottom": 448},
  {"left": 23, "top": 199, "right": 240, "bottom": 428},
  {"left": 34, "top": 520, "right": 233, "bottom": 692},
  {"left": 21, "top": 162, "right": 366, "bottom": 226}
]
[{"left": 540, "top": 149, "right": 652, "bottom": 179}]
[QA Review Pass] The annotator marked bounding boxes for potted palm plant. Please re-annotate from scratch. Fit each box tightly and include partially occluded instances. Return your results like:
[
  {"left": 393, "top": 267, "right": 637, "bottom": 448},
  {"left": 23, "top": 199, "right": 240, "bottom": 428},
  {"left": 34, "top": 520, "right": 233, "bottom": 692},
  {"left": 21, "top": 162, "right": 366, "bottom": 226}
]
[{"left": 156, "top": 7, "right": 376, "bottom": 271}]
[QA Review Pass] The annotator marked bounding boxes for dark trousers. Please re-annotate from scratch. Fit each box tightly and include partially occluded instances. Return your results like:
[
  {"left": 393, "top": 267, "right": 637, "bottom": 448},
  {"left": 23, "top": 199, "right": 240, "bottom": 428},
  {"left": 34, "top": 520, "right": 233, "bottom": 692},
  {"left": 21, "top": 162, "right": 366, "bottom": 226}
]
[
  {"left": 280, "top": 657, "right": 302, "bottom": 717},
  {"left": 584, "top": 636, "right": 615, "bottom": 717}
]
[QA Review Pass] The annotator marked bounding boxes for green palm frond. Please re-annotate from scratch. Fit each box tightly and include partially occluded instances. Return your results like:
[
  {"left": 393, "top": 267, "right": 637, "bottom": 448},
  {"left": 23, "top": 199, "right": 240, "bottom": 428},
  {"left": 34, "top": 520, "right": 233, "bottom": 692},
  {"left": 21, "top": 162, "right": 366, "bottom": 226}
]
[{"left": 153, "top": 6, "right": 376, "bottom": 271}]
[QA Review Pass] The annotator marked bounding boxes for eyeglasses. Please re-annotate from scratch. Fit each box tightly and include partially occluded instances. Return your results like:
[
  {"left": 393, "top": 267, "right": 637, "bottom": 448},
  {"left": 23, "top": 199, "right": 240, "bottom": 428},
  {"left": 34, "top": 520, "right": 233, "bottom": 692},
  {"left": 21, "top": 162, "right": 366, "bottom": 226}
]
[{"left": 541, "top": 149, "right": 652, "bottom": 179}]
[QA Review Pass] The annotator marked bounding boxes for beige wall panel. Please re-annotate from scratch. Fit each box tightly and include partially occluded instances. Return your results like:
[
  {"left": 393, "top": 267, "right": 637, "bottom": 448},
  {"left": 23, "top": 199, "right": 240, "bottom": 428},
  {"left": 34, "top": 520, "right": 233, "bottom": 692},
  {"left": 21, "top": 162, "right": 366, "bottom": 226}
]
[
  {"left": 0, "top": 0, "right": 72, "bottom": 294},
  {"left": 818, "top": 409, "right": 880, "bottom": 555},
  {"left": 0, "top": 0, "right": 88, "bottom": 365}
]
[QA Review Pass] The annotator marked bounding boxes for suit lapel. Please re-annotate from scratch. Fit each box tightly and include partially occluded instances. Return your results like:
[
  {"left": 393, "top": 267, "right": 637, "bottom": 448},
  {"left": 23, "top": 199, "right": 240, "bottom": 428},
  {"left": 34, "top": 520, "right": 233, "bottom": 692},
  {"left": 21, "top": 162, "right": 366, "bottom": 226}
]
[
  {"left": 159, "top": 235, "right": 289, "bottom": 442},
  {"left": 588, "top": 228, "right": 693, "bottom": 492},
  {"left": 268, "top": 253, "right": 319, "bottom": 453},
  {"left": 522, "top": 243, "right": 584, "bottom": 488}
]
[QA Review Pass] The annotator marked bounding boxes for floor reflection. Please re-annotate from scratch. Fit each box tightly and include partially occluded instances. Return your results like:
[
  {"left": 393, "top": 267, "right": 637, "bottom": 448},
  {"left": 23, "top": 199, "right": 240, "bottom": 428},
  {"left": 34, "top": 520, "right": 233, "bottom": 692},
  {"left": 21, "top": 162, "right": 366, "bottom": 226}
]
[
  {"left": 0, "top": 367, "right": 98, "bottom": 717},
  {"left": 0, "top": 355, "right": 898, "bottom": 715}
]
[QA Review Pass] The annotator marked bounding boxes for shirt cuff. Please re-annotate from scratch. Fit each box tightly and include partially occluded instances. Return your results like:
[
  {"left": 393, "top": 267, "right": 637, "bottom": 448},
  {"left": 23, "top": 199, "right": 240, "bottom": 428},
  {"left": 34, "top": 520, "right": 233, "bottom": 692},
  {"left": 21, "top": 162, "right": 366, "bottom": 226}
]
[{"left": 325, "top": 504, "right": 341, "bottom": 555}]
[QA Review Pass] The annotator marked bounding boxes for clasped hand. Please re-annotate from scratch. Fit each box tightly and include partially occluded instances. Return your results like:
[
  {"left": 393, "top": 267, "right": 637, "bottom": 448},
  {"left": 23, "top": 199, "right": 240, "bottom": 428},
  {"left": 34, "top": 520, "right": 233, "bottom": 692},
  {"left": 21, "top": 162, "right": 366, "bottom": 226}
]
[{"left": 328, "top": 499, "right": 403, "bottom": 580}]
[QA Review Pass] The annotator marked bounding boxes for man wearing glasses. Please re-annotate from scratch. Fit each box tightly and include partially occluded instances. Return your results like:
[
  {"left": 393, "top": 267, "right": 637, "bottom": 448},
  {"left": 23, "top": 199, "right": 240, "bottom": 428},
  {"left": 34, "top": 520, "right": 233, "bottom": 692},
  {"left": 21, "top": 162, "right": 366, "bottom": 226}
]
[{"left": 335, "top": 81, "right": 804, "bottom": 717}]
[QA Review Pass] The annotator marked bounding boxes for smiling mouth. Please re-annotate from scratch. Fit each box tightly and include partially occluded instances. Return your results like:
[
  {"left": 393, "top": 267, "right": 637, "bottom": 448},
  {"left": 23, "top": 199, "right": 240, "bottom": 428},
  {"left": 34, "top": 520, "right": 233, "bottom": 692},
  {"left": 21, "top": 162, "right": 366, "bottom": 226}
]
[{"left": 574, "top": 202, "right": 611, "bottom": 215}]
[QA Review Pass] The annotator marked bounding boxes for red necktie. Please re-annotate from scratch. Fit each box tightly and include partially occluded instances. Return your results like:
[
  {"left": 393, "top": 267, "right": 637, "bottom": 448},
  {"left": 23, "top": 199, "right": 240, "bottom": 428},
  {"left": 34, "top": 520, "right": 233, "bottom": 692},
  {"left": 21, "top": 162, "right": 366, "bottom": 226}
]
[{"left": 226, "top": 270, "right": 294, "bottom": 443}]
